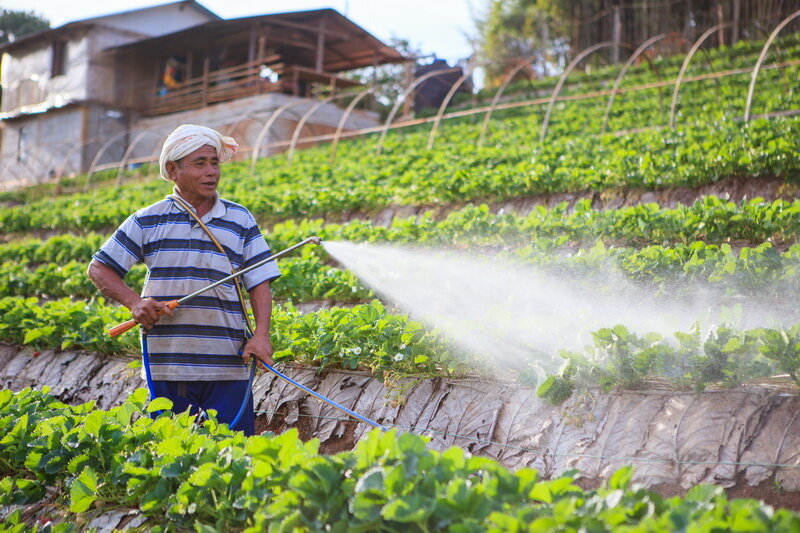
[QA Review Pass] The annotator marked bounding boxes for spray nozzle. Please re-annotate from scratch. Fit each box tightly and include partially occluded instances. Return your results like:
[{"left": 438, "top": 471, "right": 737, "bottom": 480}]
[{"left": 309, "top": 236, "right": 322, "bottom": 246}]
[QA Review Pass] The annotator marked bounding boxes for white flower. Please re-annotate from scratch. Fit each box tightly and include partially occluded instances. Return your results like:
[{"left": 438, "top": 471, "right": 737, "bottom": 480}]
[
  {"left": 352, "top": 347, "right": 362, "bottom": 355},
  {"left": 393, "top": 353, "right": 404, "bottom": 361}
]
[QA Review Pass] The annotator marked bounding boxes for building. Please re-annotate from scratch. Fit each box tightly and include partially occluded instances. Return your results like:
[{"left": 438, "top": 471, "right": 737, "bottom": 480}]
[
  {"left": 413, "top": 58, "right": 473, "bottom": 112},
  {"left": 0, "top": 1, "right": 405, "bottom": 189}
]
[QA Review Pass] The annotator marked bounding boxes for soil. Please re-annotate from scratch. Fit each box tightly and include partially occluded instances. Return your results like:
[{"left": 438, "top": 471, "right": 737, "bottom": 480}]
[{"left": 255, "top": 406, "right": 360, "bottom": 454}]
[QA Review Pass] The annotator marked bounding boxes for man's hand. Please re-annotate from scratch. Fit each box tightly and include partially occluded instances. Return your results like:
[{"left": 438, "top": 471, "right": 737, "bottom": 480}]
[
  {"left": 242, "top": 331, "right": 274, "bottom": 369},
  {"left": 131, "top": 297, "right": 173, "bottom": 329}
]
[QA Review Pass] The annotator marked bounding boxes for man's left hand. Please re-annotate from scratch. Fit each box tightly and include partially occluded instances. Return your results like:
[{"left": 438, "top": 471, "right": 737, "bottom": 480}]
[{"left": 242, "top": 331, "right": 274, "bottom": 369}]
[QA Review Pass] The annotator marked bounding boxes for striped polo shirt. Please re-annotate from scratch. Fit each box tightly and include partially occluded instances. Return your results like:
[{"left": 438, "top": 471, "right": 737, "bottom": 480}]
[{"left": 94, "top": 191, "right": 281, "bottom": 381}]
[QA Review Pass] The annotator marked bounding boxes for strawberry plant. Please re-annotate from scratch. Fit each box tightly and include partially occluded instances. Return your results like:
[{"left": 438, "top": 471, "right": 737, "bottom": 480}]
[{"left": 1, "top": 387, "right": 799, "bottom": 530}]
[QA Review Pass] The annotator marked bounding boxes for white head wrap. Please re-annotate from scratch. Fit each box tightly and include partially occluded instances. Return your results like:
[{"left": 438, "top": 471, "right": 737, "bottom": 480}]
[{"left": 159, "top": 124, "right": 239, "bottom": 181}]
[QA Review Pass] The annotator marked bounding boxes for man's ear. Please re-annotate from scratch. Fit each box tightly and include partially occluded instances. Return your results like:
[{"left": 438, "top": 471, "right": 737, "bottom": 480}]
[{"left": 165, "top": 160, "right": 178, "bottom": 181}]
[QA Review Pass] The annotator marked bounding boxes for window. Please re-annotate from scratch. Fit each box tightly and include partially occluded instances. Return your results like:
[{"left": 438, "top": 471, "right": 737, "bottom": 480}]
[
  {"left": 51, "top": 39, "right": 67, "bottom": 77},
  {"left": 17, "top": 127, "right": 27, "bottom": 163}
]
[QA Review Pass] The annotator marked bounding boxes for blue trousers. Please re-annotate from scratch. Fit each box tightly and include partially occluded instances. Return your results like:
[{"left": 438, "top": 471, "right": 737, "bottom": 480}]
[{"left": 150, "top": 379, "right": 255, "bottom": 436}]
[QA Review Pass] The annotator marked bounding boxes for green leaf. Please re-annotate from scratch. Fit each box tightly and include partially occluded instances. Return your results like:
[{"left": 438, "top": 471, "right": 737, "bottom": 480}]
[
  {"left": 381, "top": 494, "right": 430, "bottom": 523},
  {"left": 146, "top": 397, "right": 173, "bottom": 413},
  {"left": 67, "top": 454, "right": 90, "bottom": 475},
  {"left": 23, "top": 326, "right": 55, "bottom": 345},
  {"left": 83, "top": 410, "right": 105, "bottom": 437},
  {"left": 69, "top": 467, "right": 98, "bottom": 513},
  {"left": 608, "top": 466, "right": 634, "bottom": 490},
  {"left": 156, "top": 437, "right": 186, "bottom": 457}
]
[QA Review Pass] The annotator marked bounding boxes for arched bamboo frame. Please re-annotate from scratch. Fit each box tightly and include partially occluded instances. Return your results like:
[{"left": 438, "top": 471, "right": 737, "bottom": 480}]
[
  {"left": 11, "top": 156, "right": 45, "bottom": 187},
  {"left": 744, "top": 9, "right": 800, "bottom": 123},
  {"left": 2, "top": 150, "right": 53, "bottom": 186},
  {"left": 249, "top": 100, "right": 311, "bottom": 172},
  {"left": 225, "top": 113, "right": 264, "bottom": 137},
  {"left": 224, "top": 114, "right": 268, "bottom": 157},
  {"left": 27, "top": 144, "right": 65, "bottom": 183},
  {"left": 329, "top": 87, "right": 376, "bottom": 165},
  {"left": 0, "top": 153, "right": 26, "bottom": 184},
  {"left": 287, "top": 91, "right": 359, "bottom": 163},
  {"left": 669, "top": 23, "right": 731, "bottom": 129},
  {"left": 375, "top": 66, "right": 462, "bottom": 155},
  {"left": 85, "top": 130, "right": 134, "bottom": 190},
  {"left": 55, "top": 141, "right": 93, "bottom": 182},
  {"left": 601, "top": 34, "right": 668, "bottom": 133},
  {"left": 427, "top": 57, "right": 478, "bottom": 150},
  {"left": 540, "top": 41, "right": 616, "bottom": 142},
  {"left": 477, "top": 58, "right": 537, "bottom": 147},
  {"left": 116, "top": 130, "right": 162, "bottom": 185}
]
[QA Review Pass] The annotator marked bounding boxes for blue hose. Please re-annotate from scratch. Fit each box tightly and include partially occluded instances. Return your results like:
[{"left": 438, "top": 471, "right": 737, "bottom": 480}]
[
  {"left": 262, "top": 362, "right": 387, "bottom": 431},
  {"left": 143, "top": 337, "right": 384, "bottom": 432},
  {"left": 140, "top": 333, "right": 161, "bottom": 416},
  {"left": 229, "top": 358, "right": 256, "bottom": 431},
  {"left": 141, "top": 334, "right": 155, "bottom": 398}
]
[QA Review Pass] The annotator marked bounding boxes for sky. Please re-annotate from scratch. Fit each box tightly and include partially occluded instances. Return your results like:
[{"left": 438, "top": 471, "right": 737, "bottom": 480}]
[{"left": 7, "top": 0, "right": 483, "bottom": 66}]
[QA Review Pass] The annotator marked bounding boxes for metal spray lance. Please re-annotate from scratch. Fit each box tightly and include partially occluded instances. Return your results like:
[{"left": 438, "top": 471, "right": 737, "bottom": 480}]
[{"left": 107, "top": 236, "right": 387, "bottom": 431}]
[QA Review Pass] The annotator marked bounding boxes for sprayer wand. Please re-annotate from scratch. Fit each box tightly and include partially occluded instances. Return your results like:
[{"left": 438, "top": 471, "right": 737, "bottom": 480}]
[
  {"left": 108, "top": 236, "right": 322, "bottom": 337},
  {"left": 107, "top": 235, "right": 388, "bottom": 432}
]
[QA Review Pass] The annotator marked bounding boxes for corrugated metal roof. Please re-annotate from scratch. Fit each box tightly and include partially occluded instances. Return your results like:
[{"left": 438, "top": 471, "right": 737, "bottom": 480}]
[{"left": 107, "top": 8, "right": 408, "bottom": 72}]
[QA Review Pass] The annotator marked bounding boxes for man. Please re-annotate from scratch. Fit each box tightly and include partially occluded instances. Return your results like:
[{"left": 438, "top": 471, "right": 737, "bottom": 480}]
[{"left": 87, "top": 124, "right": 280, "bottom": 436}]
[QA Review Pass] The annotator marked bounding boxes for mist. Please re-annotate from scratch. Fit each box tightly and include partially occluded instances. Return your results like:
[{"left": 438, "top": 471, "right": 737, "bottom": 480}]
[{"left": 322, "top": 240, "right": 796, "bottom": 379}]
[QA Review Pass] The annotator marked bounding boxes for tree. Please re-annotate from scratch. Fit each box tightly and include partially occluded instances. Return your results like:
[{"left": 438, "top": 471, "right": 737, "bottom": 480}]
[
  {"left": 0, "top": 8, "right": 50, "bottom": 45},
  {"left": 474, "top": 0, "right": 571, "bottom": 86}
]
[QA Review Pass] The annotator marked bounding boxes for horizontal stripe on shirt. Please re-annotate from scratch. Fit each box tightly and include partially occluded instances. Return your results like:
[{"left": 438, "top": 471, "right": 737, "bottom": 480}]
[
  {"left": 94, "top": 250, "right": 129, "bottom": 278},
  {"left": 148, "top": 353, "right": 246, "bottom": 367},
  {"left": 113, "top": 230, "right": 145, "bottom": 263},
  {"left": 147, "top": 323, "right": 247, "bottom": 341},
  {"left": 142, "top": 238, "right": 243, "bottom": 264},
  {"left": 148, "top": 265, "right": 236, "bottom": 284},
  {"left": 151, "top": 294, "right": 245, "bottom": 314}
]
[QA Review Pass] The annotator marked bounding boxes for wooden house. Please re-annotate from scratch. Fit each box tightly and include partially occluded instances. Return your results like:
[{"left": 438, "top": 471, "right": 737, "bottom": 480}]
[{"left": 0, "top": 1, "right": 405, "bottom": 189}]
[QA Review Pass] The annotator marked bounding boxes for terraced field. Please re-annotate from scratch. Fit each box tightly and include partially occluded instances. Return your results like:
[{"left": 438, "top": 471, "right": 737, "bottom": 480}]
[{"left": 1, "top": 34, "right": 799, "bottom": 530}]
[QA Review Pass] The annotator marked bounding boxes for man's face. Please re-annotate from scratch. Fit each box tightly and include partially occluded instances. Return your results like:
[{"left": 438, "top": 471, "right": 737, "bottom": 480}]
[{"left": 167, "top": 145, "right": 220, "bottom": 203}]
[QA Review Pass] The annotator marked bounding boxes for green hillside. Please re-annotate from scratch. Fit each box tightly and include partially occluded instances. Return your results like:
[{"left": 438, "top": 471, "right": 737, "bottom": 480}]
[{"left": 1, "top": 34, "right": 800, "bottom": 530}]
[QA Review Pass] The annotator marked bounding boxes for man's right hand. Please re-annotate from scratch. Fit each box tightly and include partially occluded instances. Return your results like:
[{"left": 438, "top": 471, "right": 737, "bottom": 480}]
[{"left": 130, "top": 297, "right": 173, "bottom": 329}]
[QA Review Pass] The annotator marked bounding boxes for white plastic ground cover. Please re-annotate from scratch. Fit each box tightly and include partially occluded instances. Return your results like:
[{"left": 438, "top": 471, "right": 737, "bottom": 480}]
[{"left": 2, "top": 345, "right": 798, "bottom": 491}]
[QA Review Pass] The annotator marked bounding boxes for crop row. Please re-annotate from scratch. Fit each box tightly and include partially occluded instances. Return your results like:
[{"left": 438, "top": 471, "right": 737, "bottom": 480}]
[
  {"left": 0, "top": 255, "right": 371, "bottom": 304},
  {"left": 0, "top": 297, "right": 466, "bottom": 379},
  {"left": 538, "top": 323, "right": 800, "bottom": 405},
  {"left": 4, "top": 241, "right": 800, "bottom": 309},
  {"left": 422, "top": 43, "right": 800, "bottom": 143},
  {"left": 5, "top": 196, "right": 800, "bottom": 269},
  {"left": 1, "top": 113, "right": 798, "bottom": 235},
  {"left": 3, "top": 293, "right": 798, "bottom": 396},
  {"left": 4, "top": 202, "right": 800, "bottom": 305},
  {"left": 265, "top": 197, "right": 800, "bottom": 251},
  {"left": 4, "top": 387, "right": 798, "bottom": 531},
  {"left": 487, "top": 63, "right": 800, "bottom": 140},
  {"left": 204, "top": 116, "right": 800, "bottom": 224},
  {"left": 6, "top": 196, "right": 799, "bottom": 266},
  {"left": 466, "top": 34, "right": 800, "bottom": 103}
]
